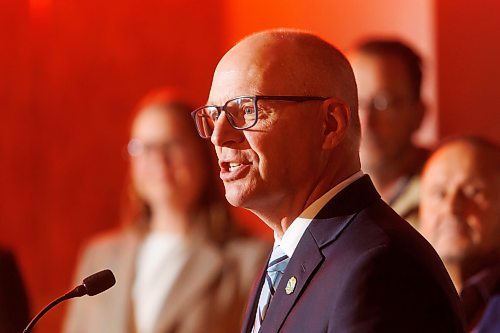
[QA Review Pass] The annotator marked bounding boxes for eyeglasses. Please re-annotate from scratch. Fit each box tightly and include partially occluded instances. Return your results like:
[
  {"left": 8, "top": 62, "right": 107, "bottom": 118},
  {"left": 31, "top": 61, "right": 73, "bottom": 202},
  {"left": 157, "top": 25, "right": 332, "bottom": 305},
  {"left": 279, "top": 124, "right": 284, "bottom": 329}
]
[
  {"left": 127, "top": 138, "right": 188, "bottom": 159},
  {"left": 359, "top": 94, "right": 416, "bottom": 113},
  {"left": 191, "top": 95, "right": 328, "bottom": 139}
]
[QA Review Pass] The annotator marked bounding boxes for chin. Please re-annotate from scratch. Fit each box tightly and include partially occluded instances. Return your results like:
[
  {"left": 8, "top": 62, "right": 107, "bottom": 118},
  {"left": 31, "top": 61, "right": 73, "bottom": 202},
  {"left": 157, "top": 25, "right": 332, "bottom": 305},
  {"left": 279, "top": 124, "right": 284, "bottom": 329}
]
[
  {"left": 224, "top": 186, "right": 264, "bottom": 211},
  {"left": 224, "top": 187, "right": 247, "bottom": 208},
  {"left": 437, "top": 243, "right": 471, "bottom": 263}
]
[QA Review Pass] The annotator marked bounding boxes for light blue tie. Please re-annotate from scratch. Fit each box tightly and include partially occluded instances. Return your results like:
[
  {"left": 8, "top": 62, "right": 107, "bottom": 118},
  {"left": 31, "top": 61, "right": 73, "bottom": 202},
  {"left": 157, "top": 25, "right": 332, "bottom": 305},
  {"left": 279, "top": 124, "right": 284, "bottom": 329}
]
[{"left": 252, "top": 245, "right": 290, "bottom": 333}]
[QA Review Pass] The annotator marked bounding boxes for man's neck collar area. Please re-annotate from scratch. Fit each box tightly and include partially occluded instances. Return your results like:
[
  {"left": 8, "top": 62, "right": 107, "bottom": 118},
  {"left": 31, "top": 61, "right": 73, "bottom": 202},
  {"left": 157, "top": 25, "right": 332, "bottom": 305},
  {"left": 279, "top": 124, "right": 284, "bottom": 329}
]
[{"left": 273, "top": 170, "right": 364, "bottom": 248}]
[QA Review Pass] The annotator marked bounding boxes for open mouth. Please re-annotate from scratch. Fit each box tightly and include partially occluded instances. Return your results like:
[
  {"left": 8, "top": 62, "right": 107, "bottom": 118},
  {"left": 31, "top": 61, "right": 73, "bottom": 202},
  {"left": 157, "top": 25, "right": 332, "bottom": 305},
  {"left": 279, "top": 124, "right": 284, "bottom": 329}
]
[
  {"left": 228, "top": 163, "right": 246, "bottom": 172},
  {"left": 220, "top": 161, "right": 252, "bottom": 181}
]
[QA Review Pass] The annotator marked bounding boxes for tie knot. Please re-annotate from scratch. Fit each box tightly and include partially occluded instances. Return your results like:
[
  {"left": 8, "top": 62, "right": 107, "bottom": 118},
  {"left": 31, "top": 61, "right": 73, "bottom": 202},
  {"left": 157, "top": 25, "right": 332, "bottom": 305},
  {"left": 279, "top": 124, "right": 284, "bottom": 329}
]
[{"left": 267, "top": 245, "right": 289, "bottom": 273}]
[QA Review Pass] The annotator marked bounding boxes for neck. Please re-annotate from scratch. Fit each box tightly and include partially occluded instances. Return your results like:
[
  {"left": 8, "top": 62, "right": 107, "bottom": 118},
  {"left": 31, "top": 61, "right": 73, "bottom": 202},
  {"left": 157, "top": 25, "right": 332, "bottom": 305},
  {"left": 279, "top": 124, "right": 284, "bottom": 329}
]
[
  {"left": 253, "top": 162, "right": 360, "bottom": 239},
  {"left": 444, "top": 262, "right": 464, "bottom": 292},
  {"left": 249, "top": 203, "right": 301, "bottom": 239},
  {"left": 444, "top": 254, "right": 500, "bottom": 293},
  {"left": 148, "top": 203, "right": 190, "bottom": 235},
  {"left": 369, "top": 145, "right": 424, "bottom": 201}
]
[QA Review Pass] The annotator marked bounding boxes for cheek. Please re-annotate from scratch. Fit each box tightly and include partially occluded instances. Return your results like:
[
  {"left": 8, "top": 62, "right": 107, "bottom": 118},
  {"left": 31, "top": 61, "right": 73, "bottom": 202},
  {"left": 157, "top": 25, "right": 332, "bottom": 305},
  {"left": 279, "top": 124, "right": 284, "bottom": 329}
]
[
  {"left": 173, "top": 159, "right": 206, "bottom": 195},
  {"left": 377, "top": 112, "right": 413, "bottom": 137},
  {"left": 215, "top": 146, "right": 223, "bottom": 160},
  {"left": 254, "top": 135, "right": 297, "bottom": 177},
  {"left": 381, "top": 120, "right": 412, "bottom": 144},
  {"left": 464, "top": 197, "right": 493, "bottom": 238},
  {"left": 464, "top": 217, "right": 483, "bottom": 245},
  {"left": 420, "top": 199, "right": 439, "bottom": 232},
  {"left": 248, "top": 115, "right": 321, "bottom": 179},
  {"left": 468, "top": 207, "right": 500, "bottom": 246},
  {"left": 129, "top": 160, "right": 161, "bottom": 202},
  {"left": 177, "top": 164, "right": 200, "bottom": 186},
  {"left": 130, "top": 160, "right": 147, "bottom": 187},
  {"left": 361, "top": 111, "right": 391, "bottom": 131},
  {"left": 421, "top": 207, "right": 461, "bottom": 245},
  {"left": 420, "top": 215, "right": 439, "bottom": 243}
]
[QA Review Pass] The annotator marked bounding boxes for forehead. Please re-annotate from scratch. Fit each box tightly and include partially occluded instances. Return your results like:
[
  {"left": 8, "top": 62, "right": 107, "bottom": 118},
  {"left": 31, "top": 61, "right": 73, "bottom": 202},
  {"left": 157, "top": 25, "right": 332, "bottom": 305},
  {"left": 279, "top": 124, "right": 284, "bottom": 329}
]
[
  {"left": 208, "top": 40, "right": 298, "bottom": 105},
  {"left": 424, "top": 143, "right": 499, "bottom": 185},
  {"left": 351, "top": 53, "right": 413, "bottom": 95},
  {"left": 132, "top": 107, "right": 190, "bottom": 140},
  {"left": 208, "top": 64, "right": 264, "bottom": 104}
]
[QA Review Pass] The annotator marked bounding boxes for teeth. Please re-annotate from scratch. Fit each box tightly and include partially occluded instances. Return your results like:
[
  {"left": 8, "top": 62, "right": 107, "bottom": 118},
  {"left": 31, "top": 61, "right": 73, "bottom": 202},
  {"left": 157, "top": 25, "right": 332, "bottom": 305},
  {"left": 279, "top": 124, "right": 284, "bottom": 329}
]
[{"left": 228, "top": 163, "right": 242, "bottom": 172}]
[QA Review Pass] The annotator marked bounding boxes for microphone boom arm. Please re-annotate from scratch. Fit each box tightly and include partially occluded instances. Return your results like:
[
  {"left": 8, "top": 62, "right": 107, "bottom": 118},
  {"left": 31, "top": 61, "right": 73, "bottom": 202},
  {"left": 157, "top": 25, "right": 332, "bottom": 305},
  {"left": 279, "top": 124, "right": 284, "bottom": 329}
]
[
  {"left": 23, "top": 285, "right": 84, "bottom": 333},
  {"left": 23, "top": 270, "right": 115, "bottom": 333}
]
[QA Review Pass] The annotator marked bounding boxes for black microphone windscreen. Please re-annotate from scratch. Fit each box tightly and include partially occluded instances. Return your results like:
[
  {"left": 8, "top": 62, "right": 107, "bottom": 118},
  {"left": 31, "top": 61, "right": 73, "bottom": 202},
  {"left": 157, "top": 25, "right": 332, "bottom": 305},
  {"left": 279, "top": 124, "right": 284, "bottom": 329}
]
[{"left": 82, "top": 269, "right": 116, "bottom": 296}]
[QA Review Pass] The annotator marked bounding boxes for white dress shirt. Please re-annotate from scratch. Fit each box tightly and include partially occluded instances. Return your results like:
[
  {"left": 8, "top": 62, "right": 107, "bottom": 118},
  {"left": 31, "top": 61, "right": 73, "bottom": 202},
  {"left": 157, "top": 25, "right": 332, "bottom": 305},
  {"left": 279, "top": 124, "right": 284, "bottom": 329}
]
[
  {"left": 132, "top": 232, "right": 190, "bottom": 333},
  {"left": 275, "top": 171, "right": 364, "bottom": 258}
]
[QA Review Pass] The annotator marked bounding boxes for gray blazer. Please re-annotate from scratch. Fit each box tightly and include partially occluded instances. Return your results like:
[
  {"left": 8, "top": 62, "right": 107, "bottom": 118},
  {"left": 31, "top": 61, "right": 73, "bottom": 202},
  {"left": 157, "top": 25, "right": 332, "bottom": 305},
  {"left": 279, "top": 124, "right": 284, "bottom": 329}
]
[{"left": 63, "top": 228, "right": 269, "bottom": 333}]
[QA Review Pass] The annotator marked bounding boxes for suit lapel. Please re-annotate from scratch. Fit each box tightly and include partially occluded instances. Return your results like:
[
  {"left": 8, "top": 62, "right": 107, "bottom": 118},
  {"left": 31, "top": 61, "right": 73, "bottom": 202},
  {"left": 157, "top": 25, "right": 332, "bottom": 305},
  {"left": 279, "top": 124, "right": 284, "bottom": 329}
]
[
  {"left": 259, "top": 230, "right": 324, "bottom": 333},
  {"left": 115, "top": 230, "right": 141, "bottom": 333},
  {"left": 259, "top": 175, "right": 381, "bottom": 332},
  {"left": 153, "top": 240, "right": 224, "bottom": 333}
]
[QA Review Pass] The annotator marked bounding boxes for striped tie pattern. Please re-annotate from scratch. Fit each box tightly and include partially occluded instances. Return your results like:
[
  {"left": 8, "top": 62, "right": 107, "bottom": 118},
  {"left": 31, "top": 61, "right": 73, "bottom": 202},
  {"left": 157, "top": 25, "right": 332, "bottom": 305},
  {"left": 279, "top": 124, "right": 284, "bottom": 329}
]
[{"left": 252, "top": 245, "right": 290, "bottom": 333}]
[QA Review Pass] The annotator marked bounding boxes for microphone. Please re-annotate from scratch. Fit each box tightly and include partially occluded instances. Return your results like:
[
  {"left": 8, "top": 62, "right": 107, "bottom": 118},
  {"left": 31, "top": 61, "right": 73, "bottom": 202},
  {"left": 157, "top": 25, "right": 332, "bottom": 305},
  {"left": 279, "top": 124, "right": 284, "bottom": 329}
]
[{"left": 23, "top": 269, "right": 116, "bottom": 333}]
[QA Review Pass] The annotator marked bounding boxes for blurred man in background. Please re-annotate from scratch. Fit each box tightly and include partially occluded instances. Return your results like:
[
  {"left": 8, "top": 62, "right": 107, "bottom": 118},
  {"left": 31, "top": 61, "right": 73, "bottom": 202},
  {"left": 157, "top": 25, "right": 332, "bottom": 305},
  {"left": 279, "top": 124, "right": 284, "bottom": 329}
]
[
  {"left": 350, "top": 40, "right": 428, "bottom": 228},
  {"left": 420, "top": 136, "right": 500, "bottom": 332}
]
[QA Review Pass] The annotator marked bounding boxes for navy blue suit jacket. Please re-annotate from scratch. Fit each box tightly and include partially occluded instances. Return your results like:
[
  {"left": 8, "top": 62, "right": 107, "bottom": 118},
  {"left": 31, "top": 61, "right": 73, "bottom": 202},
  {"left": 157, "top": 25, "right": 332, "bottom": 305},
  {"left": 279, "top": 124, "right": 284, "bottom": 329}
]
[
  {"left": 476, "top": 295, "right": 500, "bottom": 332},
  {"left": 242, "top": 175, "right": 465, "bottom": 333}
]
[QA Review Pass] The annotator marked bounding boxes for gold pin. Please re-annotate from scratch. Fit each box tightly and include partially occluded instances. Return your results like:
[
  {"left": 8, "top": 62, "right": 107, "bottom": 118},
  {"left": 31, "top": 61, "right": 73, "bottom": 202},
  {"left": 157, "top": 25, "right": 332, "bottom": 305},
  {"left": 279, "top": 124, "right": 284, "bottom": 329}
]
[{"left": 285, "top": 276, "right": 297, "bottom": 294}]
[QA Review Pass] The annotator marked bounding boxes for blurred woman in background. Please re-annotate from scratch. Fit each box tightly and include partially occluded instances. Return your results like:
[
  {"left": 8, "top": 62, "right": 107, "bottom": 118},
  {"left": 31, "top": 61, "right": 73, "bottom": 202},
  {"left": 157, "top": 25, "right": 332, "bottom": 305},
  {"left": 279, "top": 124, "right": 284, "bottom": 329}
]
[{"left": 63, "top": 88, "right": 269, "bottom": 333}]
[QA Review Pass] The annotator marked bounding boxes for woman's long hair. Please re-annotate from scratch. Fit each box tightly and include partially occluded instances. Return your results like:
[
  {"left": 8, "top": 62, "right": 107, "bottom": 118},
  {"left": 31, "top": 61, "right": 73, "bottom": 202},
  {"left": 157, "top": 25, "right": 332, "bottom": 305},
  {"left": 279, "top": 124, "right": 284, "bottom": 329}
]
[{"left": 121, "top": 88, "right": 243, "bottom": 245}]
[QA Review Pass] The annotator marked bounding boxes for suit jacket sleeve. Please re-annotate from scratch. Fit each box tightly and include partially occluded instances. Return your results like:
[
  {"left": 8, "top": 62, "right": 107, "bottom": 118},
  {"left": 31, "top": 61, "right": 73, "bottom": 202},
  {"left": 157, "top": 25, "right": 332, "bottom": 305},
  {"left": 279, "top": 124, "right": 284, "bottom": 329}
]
[{"left": 331, "top": 243, "right": 463, "bottom": 333}]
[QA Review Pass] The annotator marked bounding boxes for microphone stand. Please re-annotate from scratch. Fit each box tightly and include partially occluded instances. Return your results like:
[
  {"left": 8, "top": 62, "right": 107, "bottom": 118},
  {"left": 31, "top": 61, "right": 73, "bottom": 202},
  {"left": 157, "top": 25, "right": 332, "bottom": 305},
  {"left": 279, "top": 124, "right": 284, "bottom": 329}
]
[
  {"left": 23, "top": 285, "right": 86, "bottom": 333},
  {"left": 23, "top": 269, "right": 114, "bottom": 333}
]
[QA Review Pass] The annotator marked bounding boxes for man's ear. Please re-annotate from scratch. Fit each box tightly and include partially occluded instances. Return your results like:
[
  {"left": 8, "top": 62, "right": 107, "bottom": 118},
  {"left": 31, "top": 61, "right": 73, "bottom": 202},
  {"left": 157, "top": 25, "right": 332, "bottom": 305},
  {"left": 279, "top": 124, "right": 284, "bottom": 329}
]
[{"left": 322, "top": 98, "right": 351, "bottom": 150}]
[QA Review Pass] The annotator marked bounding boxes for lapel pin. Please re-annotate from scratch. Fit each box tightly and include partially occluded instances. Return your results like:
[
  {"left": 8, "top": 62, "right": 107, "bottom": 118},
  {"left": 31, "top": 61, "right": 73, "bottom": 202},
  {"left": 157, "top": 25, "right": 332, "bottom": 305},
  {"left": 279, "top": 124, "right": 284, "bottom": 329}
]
[{"left": 285, "top": 276, "right": 297, "bottom": 294}]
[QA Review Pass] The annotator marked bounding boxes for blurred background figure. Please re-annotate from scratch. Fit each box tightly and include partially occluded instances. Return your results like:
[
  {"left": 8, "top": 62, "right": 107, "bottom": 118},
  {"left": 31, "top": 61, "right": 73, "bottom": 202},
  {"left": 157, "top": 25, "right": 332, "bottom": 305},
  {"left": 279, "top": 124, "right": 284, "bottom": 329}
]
[
  {"left": 63, "top": 88, "right": 269, "bottom": 333},
  {"left": 0, "top": 246, "right": 30, "bottom": 332},
  {"left": 420, "top": 136, "right": 500, "bottom": 332},
  {"left": 349, "top": 39, "right": 428, "bottom": 228}
]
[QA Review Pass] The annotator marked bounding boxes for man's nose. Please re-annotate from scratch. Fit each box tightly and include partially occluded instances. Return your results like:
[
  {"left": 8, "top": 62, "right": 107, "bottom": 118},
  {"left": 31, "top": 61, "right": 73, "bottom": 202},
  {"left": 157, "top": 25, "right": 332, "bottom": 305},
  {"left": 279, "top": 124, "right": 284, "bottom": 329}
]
[
  {"left": 211, "top": 112, "right": 244, "bottom": 147},
  {"left": 444, "top": 190, "right": 466, "bottom": 216}
]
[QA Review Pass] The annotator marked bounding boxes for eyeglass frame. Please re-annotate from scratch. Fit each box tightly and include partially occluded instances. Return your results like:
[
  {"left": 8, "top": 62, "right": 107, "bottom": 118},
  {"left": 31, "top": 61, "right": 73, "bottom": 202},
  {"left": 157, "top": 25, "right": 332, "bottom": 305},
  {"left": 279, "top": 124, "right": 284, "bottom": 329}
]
[
  {"left": 191, "top": 95, "right": 329, "bottom": 138},
  {"left": 358, "top": 93, "right": 419, "bottom": 113},
  {"left": 126, "top": 138, "right": 190, "bottom": 159}
]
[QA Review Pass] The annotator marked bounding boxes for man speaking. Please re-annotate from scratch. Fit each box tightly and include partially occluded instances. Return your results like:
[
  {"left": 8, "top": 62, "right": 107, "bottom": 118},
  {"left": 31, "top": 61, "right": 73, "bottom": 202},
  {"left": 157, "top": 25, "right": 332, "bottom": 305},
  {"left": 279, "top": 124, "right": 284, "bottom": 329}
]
[{"left": 191, "top": 29, "right": 465, "bottom": 332}]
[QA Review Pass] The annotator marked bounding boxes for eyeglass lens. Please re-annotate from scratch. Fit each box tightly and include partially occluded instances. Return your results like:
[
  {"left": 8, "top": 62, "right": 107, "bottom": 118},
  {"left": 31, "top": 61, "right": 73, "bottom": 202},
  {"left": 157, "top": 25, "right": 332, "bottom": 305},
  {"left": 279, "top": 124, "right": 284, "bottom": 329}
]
[{"left": 194, "top": 97, "right": 257, "bottom": 138}]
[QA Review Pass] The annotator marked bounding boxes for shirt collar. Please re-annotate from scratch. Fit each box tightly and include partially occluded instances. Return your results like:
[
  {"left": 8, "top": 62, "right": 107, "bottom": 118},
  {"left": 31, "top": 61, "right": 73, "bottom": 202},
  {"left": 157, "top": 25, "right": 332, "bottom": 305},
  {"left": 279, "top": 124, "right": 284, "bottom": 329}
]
[{"left": 274, "top": 170, "right": 364, "bottom": 257}]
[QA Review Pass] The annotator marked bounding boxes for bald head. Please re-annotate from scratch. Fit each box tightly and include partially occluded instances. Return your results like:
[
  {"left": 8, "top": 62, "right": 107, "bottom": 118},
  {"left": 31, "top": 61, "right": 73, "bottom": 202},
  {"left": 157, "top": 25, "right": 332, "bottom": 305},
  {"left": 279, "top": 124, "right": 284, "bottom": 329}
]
[
  {"left": 200, "top": 29, "right": 363, "bottom": 226},
  {"left": 210, "top": 29, "right": 359, "bottom": 133},
  {"left": 420, "top": 136, "right": 500, "bottom": 266}
]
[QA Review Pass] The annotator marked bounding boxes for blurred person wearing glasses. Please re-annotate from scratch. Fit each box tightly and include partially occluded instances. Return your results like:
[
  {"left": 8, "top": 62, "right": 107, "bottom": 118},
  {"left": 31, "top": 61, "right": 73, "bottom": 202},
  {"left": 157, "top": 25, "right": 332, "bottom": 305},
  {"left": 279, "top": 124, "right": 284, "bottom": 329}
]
[
  {"left": 349, "top": 40, "right": 428, "bottom": 228},
  {"left": 63, "top": 88, "right": 269, "bottom": 333},
  {"left": 420, "top": 137, "right": 500, "bottom": 332},
  {"left": 191, "top": 29, "right": 464, "bottom": 332}
]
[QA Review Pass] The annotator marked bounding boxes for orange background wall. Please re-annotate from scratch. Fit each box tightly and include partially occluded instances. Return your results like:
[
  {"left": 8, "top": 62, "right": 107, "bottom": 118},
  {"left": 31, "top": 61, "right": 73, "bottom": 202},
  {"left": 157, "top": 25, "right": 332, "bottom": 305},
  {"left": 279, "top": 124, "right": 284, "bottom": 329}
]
[
  {"left": 0, "top": 1, "right": 498, "bottom": 332},
  {"left": 224, "top": 0, "right": 438, "bottom": 145},
  {"left": 1, "top": 1, "right": 227, "bottom": 331},
  {"left": 436, "top": 0, "right": 500, "bottom": 141}
]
